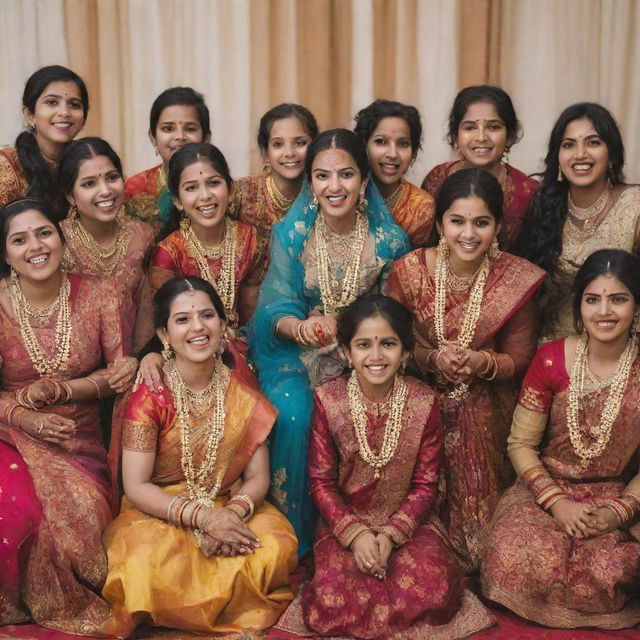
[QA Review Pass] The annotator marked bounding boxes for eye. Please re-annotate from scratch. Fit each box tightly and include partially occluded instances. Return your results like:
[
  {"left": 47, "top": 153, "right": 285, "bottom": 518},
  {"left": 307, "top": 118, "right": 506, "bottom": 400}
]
[
  {"left": 81, "top": 180, "right": 95, "bottom": 189},
  {"left": 475, "top": 219, "right": 490, "bottom": 227},
  {"left": 373, "top": 137, "right": 387, "bottom": 146},
  {"left": 11, "top": 236, "right": 25, "bottom": 245},
  {"left": 184, "top": 184, "right": 197, "bottom": 192},
  {"left": 160, "top": 124, "right": 175, "bottom": 133},
  {"left": 44, "top": 98, "right": 58, "bottom": 106},
  {"left": 462, "top": 123, "right": 477, "bottom": 132},
  {"left": 449, "top": 218, "right": 463, "bottom": 225},
  {"left": 341, "top": 170, "right": 355, "bottom": 179},
  {"left": 174, "top": 316, "right": 188, "bottom": 324},
  {"left": 488, "top": 123, "right": 504, "bottom": 131},
  {"left": 314, "top": 172, "right": 328, "bottom": 180},
  {"left": 69, "top": 100, "right": 83, "bottom": 110},
  {"left": 186, "top": 125, "right": 200, "bottom": 133},
  {"left": 399, "top": 139, "right": 412, "bottom": 148},
  {"left": 202, "top": 310, "right": 216, "bottom": 319},
  {"left": 584, "top": 296, "right": 598, "bottom": 304},
  {"left": 107, "top": 172, "right": 122, "bottom": 182},
  {"left": 208, "top": 178, "right": 222, "bottom": 187},
  {"left": 382, "top": 340, "right": 398, "bottom": 347},
  {"left": 271, "top": 141, "right": 283, "bottom": 148},
  {"left": 40, "top": 229, "right": 54, "bottom": 238},
  {"left": 295, "top": 139, "right": 309, "bottom": 147},
  {"left": 561, "top": 141, "right": 574, "bottom": 150},
  {"left": 587, "top": 138, "right": 602, "bottom": 146},
  {"left": 612, "top": 295, "right": 629, "bottom": 304}
]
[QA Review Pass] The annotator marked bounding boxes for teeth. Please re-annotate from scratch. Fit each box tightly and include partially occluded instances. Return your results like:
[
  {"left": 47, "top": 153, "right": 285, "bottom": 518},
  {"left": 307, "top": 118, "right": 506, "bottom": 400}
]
[
  {"left": 199, "top": 205, "right": 217, "bottom": 214},
  {"left": 572, "top": 164, "right": 592, "bottom": 170},
  {"left": 188, "top": 336, "right": 208, "bottom": 344},
  {"left": 53, "top": 123, "right": 71, "bottom": 128},
  {"left": 327, "top": 195, "right": 345, "bottom": 202},
  {"left": 459, "top": 242, "right": 478, "bottom": 248},
  {"left": 29, "top": 256, "right": 47, "bottom": 264},
  {"left": 367, "top": 365, "right": 386, "bottom": 371},
  {"left": 96, "top": 200, "right": 114, "bottom": 208},
  {"left": 596, "top": 321, "right": 615, "bottom": 327},
  {"left": 282, "top": 162, "right": 299, "bottom": 167}
]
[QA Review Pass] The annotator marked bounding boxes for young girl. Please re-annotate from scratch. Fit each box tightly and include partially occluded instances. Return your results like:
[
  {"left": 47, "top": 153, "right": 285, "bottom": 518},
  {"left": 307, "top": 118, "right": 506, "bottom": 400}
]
[
  {"left": 354, "top": 99, "right": 434, "bottom": 247},
  {"left": 299, "top": 294, "right": 486, "bottom": 640},
  {"left": 125, "top": 87, "right": 211, "bottom": 232},
  {"left": 58, "top": 137, "right": 155, "bottom": 353},
  {"left": 229, "top": 103, "right": 318, "bottom": 231}
]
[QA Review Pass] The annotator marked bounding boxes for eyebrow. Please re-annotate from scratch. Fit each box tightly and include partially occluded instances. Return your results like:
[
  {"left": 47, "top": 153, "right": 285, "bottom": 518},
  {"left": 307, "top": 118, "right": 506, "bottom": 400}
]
[
  {"left": 41, "top": 93, "right": 80, "bottom": 100},
  {"left": 583, "top": 290, "right": 629, "bottom": 296},
  {"left": 171, "top": 306, "right": 216, "bottom": 317},
  {"left": 79, "top": 169, "right": 119, "bottom": 180},
  {"left": 562, "top": 133, "right": 601, "bottom": 141},
  {"left": 9, "top": 225, "right": 53, "bottom": 239},
  {"left": 313, "top": 165, "right": 355, "bottom": 173},
  {"left": 447, "top": 213, "right": 493, "bottom": 219},
  {"left": 461, "top": 118, "right": 504, "bottom": 124}
]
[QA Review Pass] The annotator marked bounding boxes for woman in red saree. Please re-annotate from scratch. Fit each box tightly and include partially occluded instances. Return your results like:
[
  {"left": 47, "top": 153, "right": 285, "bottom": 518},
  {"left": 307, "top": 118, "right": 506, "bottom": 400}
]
[
  {"left": 482, "top": 249, "right": 640, "bottom": 629},
  {"left": 124, "top": 87, "right": 211, "bottom": 234},
  {"left": 355, "top": 99, "right": 435, "bottom": 248},
  {"left": 421, "top": 86, "right": 537, "bottom": 253},
  {"left": 0, "top": 198, "right": 135, "bottom": 633},
  {"left": 387, "top": 168, "right": 546, "bottom": 572},
  {"left": 228, "top": 103, "right": 318, "bottom": 233}
]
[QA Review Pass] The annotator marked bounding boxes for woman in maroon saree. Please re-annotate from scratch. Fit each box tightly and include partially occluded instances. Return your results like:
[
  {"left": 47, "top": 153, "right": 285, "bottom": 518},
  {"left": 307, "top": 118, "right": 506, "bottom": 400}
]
[
  {"left": 482, "top": 249, "right": 640, "bottom": 629},
  {"left": 0, "top": 198, "right": 134, "bottom": 634},
  {"left": 387, "top": 168, "right": 545, "bottom": 572}
]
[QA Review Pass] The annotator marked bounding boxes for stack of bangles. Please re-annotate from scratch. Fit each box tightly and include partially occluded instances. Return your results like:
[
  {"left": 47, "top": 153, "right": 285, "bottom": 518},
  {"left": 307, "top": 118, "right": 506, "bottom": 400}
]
[
  {"left": 275, "top": 315, "right": 316, "bottom": 347},
  {"left": 603, "top": 494, "right": 640, "bottom": 526},
  {"left": 0, "top": 401, "right": 26, "bottom": 428},
  {"left": 15, "top": 377, "right": 73, "bottom": 410},
  {"left": 167, "top": 495, "right": 209, "bottom": 530},
  {"left": 225, "top": 494, "right": 255, "bottom": 521}
]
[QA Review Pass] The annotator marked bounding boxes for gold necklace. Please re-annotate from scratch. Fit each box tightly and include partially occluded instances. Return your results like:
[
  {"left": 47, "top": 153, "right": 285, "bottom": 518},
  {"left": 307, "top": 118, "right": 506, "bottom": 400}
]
[
  {"left": 568, "top": 182, "right": 611, "bottom": 229},
  {"left": 266, "top": 172, "right": 294, "bottom": 214},
  {"left": 315, "top": 211, "right": 368, "bottom": 315},
  {"left": 167, "top": 358, "right": 230, "bottom": 507},
  {"left": 433, "top": 242, "right": 489, "bottom": 398},
  {"left": 567, "top": 332, "right": 637, "bottom": 469},
  {"left": 383, "top": 182, "right": 404, "bottom": 211},
  {"left": 445, "top": 259, "right": 484, "bottom": 292},
  {"left": 347, "top": 369, "right": 407, "bottom": 479},
  {"left": 10, "top": 272, "right": 72, "bottom": 375},
  {"left": 183, "top": 218, "right": 237, "bottom": 322},
  {"left": 68, "top": 217, "right": 127, "bottom": 276}
]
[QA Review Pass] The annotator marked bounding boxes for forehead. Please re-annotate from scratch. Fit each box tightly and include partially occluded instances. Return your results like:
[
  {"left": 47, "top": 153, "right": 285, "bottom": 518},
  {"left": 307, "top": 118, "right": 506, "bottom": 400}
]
[
  {"left": 563, "top": 117, "right": 598, "bottom": 138},
  {"left": 461, "top": 101, "right": 501, "bottom": 121},
  {"left": 7, "top": 209, "right": 54, "bottom": 234},
  {"left": 269, "top": 116, "right": 309, "bottom": 139},
  {"left": 77, "top": 154, "right": 118, "bottom": 178},
  {"left": 444, "top": 196, "right": 493, "bottom": 218},
  {"left": 158, "top": 104, "right": 200, "bottom": 123},
  {"left": 312, "top": 148, "right": 356, "bottom": 170},
  {"left": 170, "top": 290, "right": 217, "bottom": 313},
  {"left": 180, "top": 159, "right": 221, "bottom": 181},
  {"left": 584, "top": 274, "right": 630, "bottom": 294},
  {"left": 39, "top": 80, "right": 82, "bottom": 100},
  {"left": 351, "top": 314, "right": 398, "bottom": 339},
  {"left": 372, "top": 116, "right": 411, "bottom": 138}
]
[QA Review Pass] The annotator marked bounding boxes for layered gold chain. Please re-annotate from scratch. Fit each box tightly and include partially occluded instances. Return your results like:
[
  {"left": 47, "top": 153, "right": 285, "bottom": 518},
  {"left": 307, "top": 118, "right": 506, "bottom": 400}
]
[
  {"left": 266, "top": 172, "right": 294, "bottom": 214},
  {"left": 68, "top": 217, "right": 127, "bottom": 276}
]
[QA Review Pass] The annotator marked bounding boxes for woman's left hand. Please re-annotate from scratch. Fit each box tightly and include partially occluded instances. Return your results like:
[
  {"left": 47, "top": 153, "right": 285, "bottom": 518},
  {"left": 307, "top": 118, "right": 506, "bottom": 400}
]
[
  {"left": 17, "top": 378, "right": 58, "bottom": 409},
  {"left": 582, "top": 506, "right": 619, "bottom": 537},
  {"left": 376, "top": 533, "right": 393, "bottom": 572},
  {"left": 106, "top": 357, "right": 138, "bottom": 393},
  {"left": 455, "top": 349, "right": 487, "bottom": 382}
]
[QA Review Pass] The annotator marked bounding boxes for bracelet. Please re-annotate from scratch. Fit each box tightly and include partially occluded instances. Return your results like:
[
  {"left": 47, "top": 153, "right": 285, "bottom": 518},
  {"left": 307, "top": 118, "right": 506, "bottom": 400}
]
[
  {"left": 227, "top": 494, "right": 255, "bottom": 520},
  {"left": 167, "top": 495, "right": 184, "bottom": 526},
  {"left": 294, "top": 320, "right": 312, "bottom": 347},
  {"left": 225, "top": 503, "right": 246, "bottom": 520},
  {"left": 15, "top": 386, "right": 38, "bottom": 410},
  {"left": 176, "top": 497, "right": 191, "bottom": 527},
  {"left": 425, "top": 349, "right": 440, "bottom": 372},
  {"left": 0, "top": 400, "right": 20, "bottom": 426},
  {"left": 275, "top": 315, "right": 297, "bottom": 337},
  {"left": 85, "top": 377, "right": 102, "bottom": 400},
  {"left": 478, "top": 350, "right": 498, "bottom": 381}
]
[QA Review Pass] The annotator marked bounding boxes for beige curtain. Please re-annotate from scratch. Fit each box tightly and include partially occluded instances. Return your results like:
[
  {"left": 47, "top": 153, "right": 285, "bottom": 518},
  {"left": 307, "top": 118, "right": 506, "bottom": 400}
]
[{"left": 1, "top": 0, "right": 638, "bottom": 184}]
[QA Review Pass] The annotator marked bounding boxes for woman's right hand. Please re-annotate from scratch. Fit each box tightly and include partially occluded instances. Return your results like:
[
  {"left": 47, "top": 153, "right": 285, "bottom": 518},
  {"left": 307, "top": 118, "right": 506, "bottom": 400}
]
[
  {"left": 434, "top": 345, "right": 470, "bottom": 384},
  {"left": 135, "top": 353, "right": 164, "bottom": 393},
  {"left": 550, "top": 498, "right": 598, "bottom": 538},
  {"left": 200, "top": 507, "right": 261, "bottom": 549},
  {"left": 14, "top": 408, "right": 76, "bottom": 444},
  {"left": 351, "top": 531, "right": 385, "bottom": 578}
]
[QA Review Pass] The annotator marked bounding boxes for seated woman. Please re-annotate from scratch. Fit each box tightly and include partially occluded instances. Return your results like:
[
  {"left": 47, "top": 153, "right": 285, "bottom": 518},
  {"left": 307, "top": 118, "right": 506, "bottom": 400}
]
[
  {"left": 124, "top": 87, "right": 211, "bottom": 233},
  {"left": 101, "top": 277, "right": 297, "bottom": 638},
  {"left": 0, "top": 198, "right": 134, "bottom": 633},
  {"left": 482, "top": 249, "right": 640, "bottom": 629},
  {"left": 248, "top": 129, "right": 410, "bottom": 557},
  {"left": 354, "top": 99, "right": 435, "bottom": 247},
  {"left": 302, "top": 295, "right": 464, "bottom": 639},
  {"left": 229, "top": 102, "right": 319, "bottom": 231}
]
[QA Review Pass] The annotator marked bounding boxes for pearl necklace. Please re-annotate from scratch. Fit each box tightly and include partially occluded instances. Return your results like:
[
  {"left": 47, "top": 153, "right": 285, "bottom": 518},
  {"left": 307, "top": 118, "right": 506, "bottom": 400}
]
[
  {"left": 567, "top": 332, "right": 637, "bottom": 469},
  {"left": 568, "top": 182, "right": 611, "bottom": 229},
  {"left": 315, "top": 210, "right": 368, "bottom": 315},
  {"left": 347, "top": 369, "right": 407, "bottom": 479},
  {"left": 68, "top": 217, "right": 127, "bottom": 276},
  {"left": 433, "top": 242, "right": 489, "bottom": 398},
  {"left": 10, "top": 272, "right": 72, "bottom": 375},
  {"left": 265, "top": 172, "right": 294, "bottom": 214},
  {"left": 183, "top": 218, "right": 237, "bottom": 323}
]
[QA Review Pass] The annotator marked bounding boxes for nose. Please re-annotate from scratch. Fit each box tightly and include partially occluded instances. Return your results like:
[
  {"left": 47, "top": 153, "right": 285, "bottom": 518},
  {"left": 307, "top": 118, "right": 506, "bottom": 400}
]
[
  {"left": 476, "top": 123, "right": 487, "bottom": 141},
  {"left": 283, "top": 142, "right": 295, "bottom": 157},
  {"left": 370, "top": 344, "right": 383, "bottom": 360},
  {"left": 385, "top": 143, "right": 399, "bottom": 159},
  {"left": 175, "top": 125, "right": 188, "bottom": 141},
  {"left": 597, "top": 297, "right": 610, "bottom": 316},
  {"left": 191, "top": 314, "right": 205, "bottom": 331},
  {"left": 461, "top": 221, "right": 476, "bottom": 239},
  {"left": 26, "top": 230, "right": 44, "bottom": 252},
  {"left": 57, "top": 100, "right": 71, "bottom": 117},
  {"left": 327, "top": 173, "right": 340, "bottom": 191},
  {"left": 98, "top": 178, "right": 112, "bottom": 195},
  {"left": 574, "top": 140, "right": 587, "bottom": 158},
  {"left": 199, "top": 183, "right": 213, "bottom": 201}
]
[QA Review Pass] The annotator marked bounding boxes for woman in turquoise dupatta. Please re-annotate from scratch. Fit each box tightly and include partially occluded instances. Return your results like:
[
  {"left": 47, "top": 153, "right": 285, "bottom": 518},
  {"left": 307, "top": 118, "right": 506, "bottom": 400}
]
[{"left": 248, "top": 129, "right": 410, "bottom": 557}]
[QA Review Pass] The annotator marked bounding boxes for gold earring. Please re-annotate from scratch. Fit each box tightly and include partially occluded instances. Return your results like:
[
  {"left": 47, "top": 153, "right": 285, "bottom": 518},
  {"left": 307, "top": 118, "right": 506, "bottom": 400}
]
[
  {"left": 161, "top": 340, "right": 174, "bottom": 361},
  {"left": 179, "top": 214, "right": 189, "bottom": 232},
  {"left": 311, "top": 193, "right": 318, "bottom": 208},
  {"left": 356, "top": 190, "right": 368, "bottom": 216},
  {"left": 502, "top": 148, "right": 510, "bottom": 165},
  {"left": 489, "top": 237, "right": 500, "bottom": 258},
  {"left": 26, "top": 120, "right": 35, "bottom": 133},
  {"left": 557, "top": 166, "right": 563, "bottom": 182},
  {"left": 68, "top": 201, "right": 78, "bottom": 219}
]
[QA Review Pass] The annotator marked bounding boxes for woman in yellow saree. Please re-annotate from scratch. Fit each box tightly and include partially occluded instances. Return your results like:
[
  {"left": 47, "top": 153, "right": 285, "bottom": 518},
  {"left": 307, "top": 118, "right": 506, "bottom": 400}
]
[{"left": 101, "top": 276, "right": 297, "bottom": 638}]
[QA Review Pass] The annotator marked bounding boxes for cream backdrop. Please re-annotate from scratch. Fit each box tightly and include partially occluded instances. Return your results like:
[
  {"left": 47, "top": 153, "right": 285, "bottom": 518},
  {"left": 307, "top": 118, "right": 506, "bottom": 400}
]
[{"left": 1, "top": 0, "right": 638, "bottom": 184}]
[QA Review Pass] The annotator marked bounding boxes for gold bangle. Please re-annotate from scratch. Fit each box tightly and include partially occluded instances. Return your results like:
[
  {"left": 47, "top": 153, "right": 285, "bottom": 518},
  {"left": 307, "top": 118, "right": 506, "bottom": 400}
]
[
  {"left": 275, "top": 315, "right": 297, "bottom": 336},
  {"left": 225, "top": 503, "right": 246, "bottom": 520},
  {"left": 85, "top": 376, "right": 102, "bottom": 400},
  {"left": 294, "top": 320, "right": 310, "bottom": 346}
]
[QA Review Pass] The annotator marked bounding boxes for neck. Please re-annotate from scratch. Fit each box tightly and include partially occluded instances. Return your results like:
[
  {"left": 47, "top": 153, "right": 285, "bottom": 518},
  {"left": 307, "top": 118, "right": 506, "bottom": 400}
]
[
  {"left": 272, "top": 171, "right": 302, "bottom": 201},
  {"left": 17, "top": 270, "right": 63, "bottom": 308},
  {"left": 358, "top": 373, "right": 395, "bottom": 403},
  {"left": 586, "top": 332, "right": 630, "bottom": 365},
  {"left": 192, "top": 219, "right": 226, "bottom": 246},
  {"left": 374, "top": 177, "right": 401, "bottom": 200},
  {"left": 78, "top": 214, "right": 118, "bottom": 245},
  {"left": 447, "top": 251, "right": 485, "bottom": 277},
  {"left": 174, "top": 355, "right": 216, "bottom": 391},
  {"left": 35, "top": 136, "right": 64, "bottom": 165},
  {"left": 569, "top": 179, "right": 608, "bottom": 208},
  {"left": 321, "top": 209, "right": 357, "bottom": 236}
]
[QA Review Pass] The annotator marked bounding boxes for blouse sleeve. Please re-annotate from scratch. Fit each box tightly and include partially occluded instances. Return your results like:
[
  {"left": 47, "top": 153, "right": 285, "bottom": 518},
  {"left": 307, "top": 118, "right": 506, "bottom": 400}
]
[
  {"left": 122, "top": 383, "right": 162, "bottom": 452},
  {"left": 379, "top": 400, "right": 443, "bottom": 546},
  {"left": 148, "top": 244, "right": 179, "bottom": 296},
  {"left": 507, "top": 345, "right": 566, "bottom": 509},
  {"left": 308, "top": 393, "right": 369, "bottom": 548},
  {"left": 0, "top": 149, "right": 25, "bottom": 206}
]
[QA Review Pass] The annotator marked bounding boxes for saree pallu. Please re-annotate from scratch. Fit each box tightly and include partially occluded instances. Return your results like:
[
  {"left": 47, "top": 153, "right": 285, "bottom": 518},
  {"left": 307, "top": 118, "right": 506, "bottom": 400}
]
[
  {"left": 387, "top": 250, "right": 545, "bottom": 571},
  {"left": 482, "top": 340, "right": 640, "bottom": 629},
  {"left": 390, "top": 178, "right": 435, "bottom": 248},
  {"left": 421, "top": 160, "right": 538, "bottom": 253},
  {"left": 301, "top": 375, "right": 467, "bottom": 639},
  {"left": 0, "top": 276, "right": 127, "bottom": 633},
  {"left": 0, "top": 146, "right": 27, "bottom": 206},
  {"left": 248, "top": 181, "right": 410, "bottom": 558},
  {"left": 124, "top": 164, "right": 172, "bottom": 234},
  {"left": 101, "top": 370, "right": 297, "bottom": 638}
]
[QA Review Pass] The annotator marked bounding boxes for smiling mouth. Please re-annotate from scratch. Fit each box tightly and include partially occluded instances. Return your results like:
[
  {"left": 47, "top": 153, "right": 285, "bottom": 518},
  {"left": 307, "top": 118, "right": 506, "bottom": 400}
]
[
  {"left": 198, "top": 204, "right": 218, "bottom": 216},
  {"left": 327, "top": 195, "right": 347, "bottom": 204},
  {"left": 187, "top": 335, "right": 210, "bottom": 346},
  {"left": 28, "top": 254, "right": 49, "bottom": 265},
  {"left": 96, "top": 199, "right": 115, "bottom": 209},
  {"left": 366, "top": 364, "right": 387, "bottom": 371},
  {"left": 572, "top": 163, "right": 593, "bottom": 172},
  {"left": 52, "top": 122, "right": 73, "bottom": 129},
  {"left": 281, "top": 161, "right": 300, "bottom": 168},
  {"left": 458, "top": 241, "right": 480, "bottom": 249}
]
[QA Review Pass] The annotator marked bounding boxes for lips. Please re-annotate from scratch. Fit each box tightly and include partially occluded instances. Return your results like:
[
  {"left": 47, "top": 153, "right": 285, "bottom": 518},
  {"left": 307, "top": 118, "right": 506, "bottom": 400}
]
[
  {"left": 571, "top": 163, "right": 593, "bottom": 172},
  {"left": 96, "top": 199, "right": 115, "bottom": 209},
  {"left": 187, "top": 335, "right": 210, "bottom": 347},
  {"left": 52, "top": 122, "right": 72, "bottom": 129},
  {"left": 281, "top": 161, "right": 301, "bottom": 168},
  {"left": 197, "top": 204, "right": 218, "bottom": 217},
  {"left": 379, "top": 162, "right": 400, "bottom": 176},
  {"left": 27, "top": 254, "right": 48, "bottom": 265},
  {"left": 326, "top": 195, "right": 347, "bottom": 205}
]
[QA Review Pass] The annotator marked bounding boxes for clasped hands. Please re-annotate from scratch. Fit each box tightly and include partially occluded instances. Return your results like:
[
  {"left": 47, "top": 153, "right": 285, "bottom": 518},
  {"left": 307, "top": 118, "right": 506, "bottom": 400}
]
[
  {"left": 550, "top": 498, "right": 619, "bottom": 539},
  {"left": 294, "top": 314, "right": 337, "bottom": 348},
  {"left": 350, "top": 531, "right": 393, "bottom": 580},
  {"left": 434, "top": 345, "right": 486, "bottom": 385},
  {"left": 196, "top": 505, "right": 261, "bottom": 558}
]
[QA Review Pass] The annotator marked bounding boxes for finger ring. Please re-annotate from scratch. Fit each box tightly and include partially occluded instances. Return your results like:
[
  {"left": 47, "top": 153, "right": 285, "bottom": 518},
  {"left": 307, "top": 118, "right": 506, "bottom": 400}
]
[
  {"left": 365, "top": 561, "right": 372, "bottom": 568},
  {"left": 37, "top": 423, "right": 44, "bottom": 434}
]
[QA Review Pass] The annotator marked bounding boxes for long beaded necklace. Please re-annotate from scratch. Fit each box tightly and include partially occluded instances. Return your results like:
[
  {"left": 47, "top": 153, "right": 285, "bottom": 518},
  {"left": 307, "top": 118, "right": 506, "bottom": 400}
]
[
  {"left": 10, "top": 271, "right": 72, "bottom": 375},
  {"left": 433, "top": 242, "right": 490, "bottom": 398},
  {"left": 347, "top": 369, "right": 408, "bottom": 479},
  {"left": 566, "top": 332, "right": 637, "bottom": 469},
  {"left": 315, "top": 210, "right": 368, "bottom": 315},
  {"left": 266, "top": 172, "right": 294, "bottom": 214},
  {"left": 68, "top": 217, "right": 127, "bottom": 276},
  {"left": 183, "top": 218, "right": 237, "bottom": 320},
  {"left": 567, "top": 182, "right": 611, "bottom": 231},
  {"left": 166, "top": 357, "right": 229, "bottom": 516}
]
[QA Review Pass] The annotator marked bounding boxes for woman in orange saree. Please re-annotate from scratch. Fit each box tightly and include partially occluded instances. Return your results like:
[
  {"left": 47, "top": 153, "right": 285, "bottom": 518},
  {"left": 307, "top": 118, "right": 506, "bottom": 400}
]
[
  {"left": 0, "top": 198, "right": 135, "bottom": 634},
  {"left": 124, "top": 87, "right": 211, "bottom": 234},
  {"left": 420, "top": 86, "right": 537, "bottom": 253},
  {"left": 387, "top": 168, "right": 545, "bottom": 572},
  {"left": 355, "top": 99, "right": 435, "bottom": 248},
  {"left": 101, "top": 277, "right": 297, "bottom": 638},
  {"left": 482, "top": 249, "right": 640, "bottom": 629}
]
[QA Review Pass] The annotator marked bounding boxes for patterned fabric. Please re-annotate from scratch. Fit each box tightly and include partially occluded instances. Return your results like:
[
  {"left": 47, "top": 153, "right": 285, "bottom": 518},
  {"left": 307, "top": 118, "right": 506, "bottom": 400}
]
[
  {"left": 482, "top": 339, "right": 640, "bottom": 628},
  {"left": 387, "top": 249, "right": 545, "bottom": 571},
  {"left": 421, "top": 160, "right": 538, "bottom": 253},
  {"left": 301, "top": 375, "right": 464, "bottom": 639},
  {"left": 390, "top": 178, "right": 435, "bottom": 248},
  {"left": 0, "top": 146, "right": 27, "bottom": 206},
  {"left": 124, "top": 164, "right": 172, "bottom": 234},
  {"left": 61, "top": 216, "right": 155, "bottom": 353},
  {"left": 101, "top": 371, "right": 298, "bottom": 638},
  {"left": 542, "top": 186, "right": 640, "bottom": 341},
  {"left": 229, "top": 172, "right": 291, "bottom": 231},
  {"left": 248, "top": 180, "right": 410, "bottom": 558},
  {"left": 0, "top": 276, "right": 126, "bottom": 634}
]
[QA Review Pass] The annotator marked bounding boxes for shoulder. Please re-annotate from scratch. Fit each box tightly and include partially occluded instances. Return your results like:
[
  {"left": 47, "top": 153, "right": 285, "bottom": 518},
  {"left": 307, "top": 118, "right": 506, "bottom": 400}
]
[
  {"left": 506, "top": 164, "right": 539, "bottom": 189},
  {"left": 315, "top": 375, "right": 347, "bottom": 405},
  {"left": 403, "top": 180, "right": 435, "bottom": 207},
  {"left": 394, "top": 246, "right": 429, "bottom": 271},
  {"left": 614, "top": 185, "right": 640, "bottom": 209},
  {"left": 494, "top": 251, "right": 547, "bottom": 283},
  {"left": 404, "top": 374, "right": 437, "bottom": 403},
  {"left": 124, "top": 165, "right": 161, "bottom": 197},
  {"left": 0, "top": 146, "right": 26, "bottom": 197},
  {"left": 156, "top": 229, "right": 183, "bottom": 249},
  {"left": 533, "top": 338, "right": 566, "bottom": 369}
]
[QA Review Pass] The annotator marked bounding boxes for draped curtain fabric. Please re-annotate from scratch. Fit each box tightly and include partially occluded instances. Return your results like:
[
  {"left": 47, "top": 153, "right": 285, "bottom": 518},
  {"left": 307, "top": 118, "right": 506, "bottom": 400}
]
[{"left": 1, "top": 0, "right": 638, "bottom": 183}]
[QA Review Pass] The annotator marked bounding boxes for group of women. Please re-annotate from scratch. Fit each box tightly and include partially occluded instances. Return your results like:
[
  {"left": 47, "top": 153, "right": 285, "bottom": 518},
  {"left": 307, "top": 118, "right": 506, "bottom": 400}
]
[{"left": 0, "top": 63, "right": 638, "bottom": 640}]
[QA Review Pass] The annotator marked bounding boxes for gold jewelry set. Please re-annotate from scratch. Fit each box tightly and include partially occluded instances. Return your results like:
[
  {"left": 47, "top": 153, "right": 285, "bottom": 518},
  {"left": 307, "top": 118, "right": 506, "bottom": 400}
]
[
  {"left": 67, "top": 216, "right": 127, "bottom": 276},
  {"left": 383, "top": 182, "right": 404, "bottom": 211},
  {"left": 567, "top": 332, "right": 638, "bottom": 469},
  {"left": 347, "top": 368, "right": 408, "bottom": 479},
  {"left": 314, "top": 210, "right": 368, "bottom": 315},
  {"left": 183, "top": 219, "right": 237, "bottom": 321},
  {"left": 567, "top": 181, "right": 611, "bottom": 231},
  {"left": 266, "top": 172, "right": 294, "bottom": 214}
]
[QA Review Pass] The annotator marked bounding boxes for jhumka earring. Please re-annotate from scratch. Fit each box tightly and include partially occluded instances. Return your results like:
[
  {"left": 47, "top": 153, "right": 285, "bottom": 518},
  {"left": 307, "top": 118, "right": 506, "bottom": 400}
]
[
  {"left": 25, "top": 120, "right": 35, "bottom": 133},
  {"left": 356, "top": 190, "right": 368, "bottom": 216},
  {"left": 311, "top": 192, "right": 318, "bottom": 209},
  {"left": 501, "top": 147, "right": 510, "bottom": 165},
  {"left": 68, "top": 201, "right": 79, "bottom": 219},
  {"left": 161, "top": 339, "right": 174, "bottom": 361},
  {"left": 179, "top": 214, "right": 189, "bottom": 232},
  {"left": 215, "top": 331, "right": 228, "bottom": 356},
  {"left": 557, "top": 167, "right": 563, "bottom": 182},
  {"left": 489, "top": 237, "right": 500, "bottom": 258}
]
